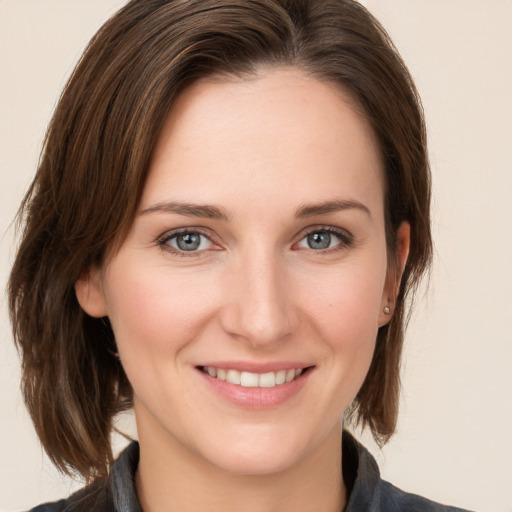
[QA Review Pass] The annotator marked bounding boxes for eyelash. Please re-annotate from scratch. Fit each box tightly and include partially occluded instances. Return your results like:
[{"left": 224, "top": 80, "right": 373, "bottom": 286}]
[
  {"left": 156, "top": 226, "right": 354, "bottom": 257},
  {"left": 296, "top": 226, "right": 354, "bottom": 253},
  {"left": 157, "top": 228, "right": 215, "bottom": 257}
]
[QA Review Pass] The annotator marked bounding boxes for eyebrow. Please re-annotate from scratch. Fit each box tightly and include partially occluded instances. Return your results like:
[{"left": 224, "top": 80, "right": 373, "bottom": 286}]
[
  {"left": 295, "top": 199, "right": 371, "bottom": 219},
  {"left": 140, "top": 201, "right": 230, "bottom": 221},
  {"left": 140, "top": 198, "right": 370, "bottom": 221}
]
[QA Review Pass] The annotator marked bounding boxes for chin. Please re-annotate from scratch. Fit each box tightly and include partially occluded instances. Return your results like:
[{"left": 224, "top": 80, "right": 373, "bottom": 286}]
[
  {"left": 196, "top": 424, "right": 326, "bottom": 477},
  {"left": 206, "top": 443, "right": 302, "bottom": 476}
]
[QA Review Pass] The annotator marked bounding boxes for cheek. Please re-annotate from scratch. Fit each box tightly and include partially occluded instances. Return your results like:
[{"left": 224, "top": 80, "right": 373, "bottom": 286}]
[
  {"left": 103, "top": 264, "right": 222, "bottom": 359},
  {"left": 296, "top": 256, "right": 387, "bottom": 396},
  {"left": 300, "top": 258, "right": 387, "bottom": 339}
]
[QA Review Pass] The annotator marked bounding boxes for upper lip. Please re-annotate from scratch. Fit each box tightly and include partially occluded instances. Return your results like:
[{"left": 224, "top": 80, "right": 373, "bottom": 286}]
[{"left": 196, "top": 361, "right": 313, "bottom": 373}]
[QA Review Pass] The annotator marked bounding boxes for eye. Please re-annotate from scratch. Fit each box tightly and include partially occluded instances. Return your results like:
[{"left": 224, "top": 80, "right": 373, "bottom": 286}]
[
  {"left": 159, "top": 230, "right": 214, "bottom": 253},
  {"left": 296, "top": 228, "right": 352, "bottom": 251}
]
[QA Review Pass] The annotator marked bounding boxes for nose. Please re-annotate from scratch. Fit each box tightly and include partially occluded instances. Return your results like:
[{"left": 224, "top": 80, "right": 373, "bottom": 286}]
[{"left": 219, "top": 248, "right": 299, "bottom": 349}]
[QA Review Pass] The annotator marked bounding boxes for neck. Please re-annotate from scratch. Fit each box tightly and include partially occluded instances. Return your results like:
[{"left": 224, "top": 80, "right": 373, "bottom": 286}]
[{"left": 135, "top": 423, "right": 346, "bottom": 512}]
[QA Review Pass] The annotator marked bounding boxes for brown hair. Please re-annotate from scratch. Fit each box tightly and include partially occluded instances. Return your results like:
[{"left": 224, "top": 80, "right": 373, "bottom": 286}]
[{"left": 9, "top": 0, "right": 431, "bottom": 480}]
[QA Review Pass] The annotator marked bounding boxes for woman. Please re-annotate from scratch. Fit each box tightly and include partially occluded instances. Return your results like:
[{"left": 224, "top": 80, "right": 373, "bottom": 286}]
[{"left": 8, "top": 0, "right": 473, "bottom": 511}]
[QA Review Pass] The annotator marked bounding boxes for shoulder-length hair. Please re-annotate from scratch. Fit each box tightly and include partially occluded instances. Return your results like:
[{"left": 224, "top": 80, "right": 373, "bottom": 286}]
[{"left": 9, "top": 0, "right": 431, "bottom": 480}]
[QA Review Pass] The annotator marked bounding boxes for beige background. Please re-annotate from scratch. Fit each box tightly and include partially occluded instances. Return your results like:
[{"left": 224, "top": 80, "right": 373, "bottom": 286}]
[{"left": 1, "top": 1, "right": 511, "bottom": 511}]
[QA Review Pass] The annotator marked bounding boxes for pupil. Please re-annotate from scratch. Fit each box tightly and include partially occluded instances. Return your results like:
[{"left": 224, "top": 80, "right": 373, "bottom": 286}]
[
  {"left": 308, "top": 232, "right": 331, "bottom": 250},
  {"left": 177, "top": 233, "right": 201, "bottom": 251}
]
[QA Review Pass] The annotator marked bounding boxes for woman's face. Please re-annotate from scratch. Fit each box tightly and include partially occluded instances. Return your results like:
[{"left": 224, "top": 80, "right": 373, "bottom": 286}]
[{"left": 77, "top": 68, "right": 406, "bottom": 475}]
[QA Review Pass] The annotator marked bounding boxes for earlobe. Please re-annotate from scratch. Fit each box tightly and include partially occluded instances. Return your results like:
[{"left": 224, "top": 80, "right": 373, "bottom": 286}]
[
  {"left": 75, "top": 266, "right": 108, "bottom": 318},
  {"left": 379, "top": 221, "right": 411, "bottom": 326}
]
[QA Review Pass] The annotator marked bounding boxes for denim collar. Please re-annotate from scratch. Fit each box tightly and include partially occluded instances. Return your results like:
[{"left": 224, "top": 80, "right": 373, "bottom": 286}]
[
  {"left": 108, "top": 430, "right": 376, "bottom": 512},
  {"left": 106, "top": 431, "right": 469, "bottom": 512}
]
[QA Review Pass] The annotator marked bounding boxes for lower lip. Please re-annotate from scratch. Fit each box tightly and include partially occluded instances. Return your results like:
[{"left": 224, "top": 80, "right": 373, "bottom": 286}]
[{"left": 197, "top": 368, "right": 312, "bottom": 409}]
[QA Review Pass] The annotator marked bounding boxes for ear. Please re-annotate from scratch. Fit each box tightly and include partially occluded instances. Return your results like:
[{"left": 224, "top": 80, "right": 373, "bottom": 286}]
[
  {"left": 75, "top": 265, "right": 108, "bottom": 318},
  {"left": 379, "top": 221, "right": 410, "bottom": 326}
]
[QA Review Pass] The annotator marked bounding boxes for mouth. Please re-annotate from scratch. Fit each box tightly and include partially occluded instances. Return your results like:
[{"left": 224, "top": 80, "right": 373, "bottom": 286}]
[
  {"left": 196, "top": 364, "right": 314, "bottom": 408},
  {"left": 198, "top": 366, "right": 312, "bottom": 388}
]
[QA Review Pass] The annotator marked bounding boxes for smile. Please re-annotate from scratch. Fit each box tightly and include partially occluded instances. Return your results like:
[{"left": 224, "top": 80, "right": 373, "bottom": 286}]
[{"left": 200, "top": 366, "right": 305, "bottom": 388}]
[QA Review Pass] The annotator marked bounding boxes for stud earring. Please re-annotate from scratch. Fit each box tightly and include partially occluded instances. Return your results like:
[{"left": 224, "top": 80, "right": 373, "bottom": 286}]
[{"left": 383, "top": 306, "right": 391, "bottom": 315}]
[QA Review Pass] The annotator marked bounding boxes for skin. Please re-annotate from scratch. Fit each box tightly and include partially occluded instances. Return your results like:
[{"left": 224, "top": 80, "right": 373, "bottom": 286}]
[{"left": 76, "top": 67, "right": 409, "bottom": 512}]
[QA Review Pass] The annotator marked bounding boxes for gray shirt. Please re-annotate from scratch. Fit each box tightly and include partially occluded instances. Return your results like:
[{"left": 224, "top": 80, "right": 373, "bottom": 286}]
[{"left": 29, "top": 431, "right": 473, "bottom": 512}]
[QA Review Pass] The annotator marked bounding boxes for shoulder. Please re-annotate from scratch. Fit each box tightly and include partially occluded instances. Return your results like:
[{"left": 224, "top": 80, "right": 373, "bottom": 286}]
[
  {"left": 379, "top": 480, "right": 473, "bottom": 512},
  {"left": 27, "top": 478, "right": 112, "bottom": 512},
  {"left": 29, "top": 500, "right": 68, "bottom": 512},
  {"left": 343, "top": 430, "right": 475, "bottom": 512},
  {"left": 27, "top": 442, "right": 140, "bottom": 512}
]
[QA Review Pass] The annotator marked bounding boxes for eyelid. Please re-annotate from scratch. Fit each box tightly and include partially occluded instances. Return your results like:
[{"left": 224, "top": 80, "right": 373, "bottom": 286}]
[
  {"left": 155, "top": 224, "right": 354, "bottom": 256},
  {"left": 293, "top": 225, "right": 354, "bottom": 251},
  {"left": 156, "top": 227, "right": 221, "bottom": 256}
]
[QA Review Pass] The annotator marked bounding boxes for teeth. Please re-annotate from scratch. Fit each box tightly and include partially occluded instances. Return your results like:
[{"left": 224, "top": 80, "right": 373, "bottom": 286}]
[
  {"left": 226, "top": 369, "right": 241, "bottom": 385},
  {"left": 285, "top": 369, "right": 296, "bottom": 383},
  {"left": 204, "top": 367, "right": 306, "bottom": 388},
  {"left": 240, "top": 371, "right": 259, "bottom": 387},
  {"left": 258, "top": 371, "right": 276, "bottom": 387},
  {"left": 275, "top": 370, "right": 286, "bottom": 385}
]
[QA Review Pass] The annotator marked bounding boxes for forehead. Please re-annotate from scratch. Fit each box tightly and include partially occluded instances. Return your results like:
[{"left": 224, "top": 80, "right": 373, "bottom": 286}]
[{"left": 143, "top": 67, "right": 384, "bottom": 216}]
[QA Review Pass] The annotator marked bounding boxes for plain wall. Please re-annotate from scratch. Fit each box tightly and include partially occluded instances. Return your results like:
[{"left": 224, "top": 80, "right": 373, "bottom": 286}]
[{"left": 1, "top": 1, "right": 511, "bottom": 511}]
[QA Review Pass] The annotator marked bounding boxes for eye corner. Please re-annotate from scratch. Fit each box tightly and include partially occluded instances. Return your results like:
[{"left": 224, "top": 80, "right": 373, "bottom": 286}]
[
  {"left": 294, "top": 226, "right": 354, "bottom": 253},
  {"left": 156, "top": 228, "right": 221, "bottom": 256}
]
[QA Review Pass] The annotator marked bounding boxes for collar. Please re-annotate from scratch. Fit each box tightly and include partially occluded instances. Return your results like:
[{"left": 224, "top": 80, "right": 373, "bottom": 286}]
[{"left": 108, "top": 430, "right": 379, "bottom": 512}]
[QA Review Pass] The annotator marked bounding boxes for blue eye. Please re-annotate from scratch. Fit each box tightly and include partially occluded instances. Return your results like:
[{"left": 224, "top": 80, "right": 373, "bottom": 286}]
[
  {"left": 161, "top": 231, "right": 213, "bottom": 253},
  {"left": 297, "top": 229, "right": 350, "bottom": 251}
]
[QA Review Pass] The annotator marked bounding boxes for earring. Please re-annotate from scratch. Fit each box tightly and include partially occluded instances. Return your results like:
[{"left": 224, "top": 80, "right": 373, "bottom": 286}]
[{"left": 383, "top": 306, "right": 391, "bottom": 315}]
